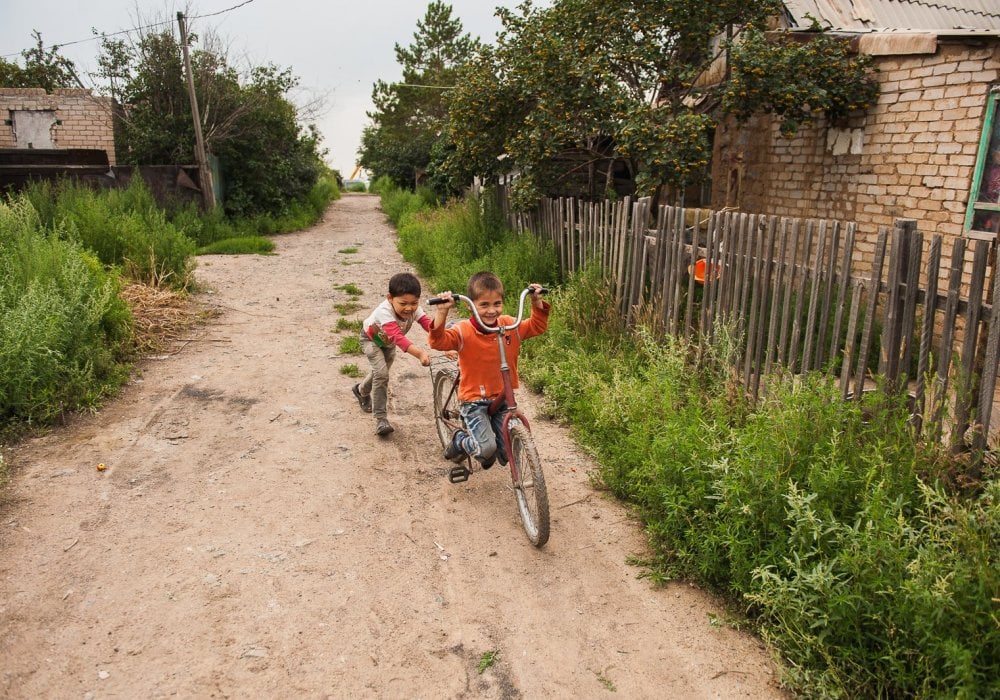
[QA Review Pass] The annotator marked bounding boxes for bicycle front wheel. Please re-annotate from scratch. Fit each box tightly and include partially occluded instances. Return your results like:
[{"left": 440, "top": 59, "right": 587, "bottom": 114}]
[
  {"left": 508, "top": 419, "right": 550, "bottom": 547},
  {"left": 432, "top": 369, "right": 461, "bottom": 449}
]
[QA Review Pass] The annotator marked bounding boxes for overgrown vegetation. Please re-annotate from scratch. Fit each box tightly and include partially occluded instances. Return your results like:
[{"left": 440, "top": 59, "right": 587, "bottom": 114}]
[
  {"left": 381, "top": 186, "right": 999, "bottom": 699},
  {"left": 0, "top": 198, "right": 132, "bottom": 430}
]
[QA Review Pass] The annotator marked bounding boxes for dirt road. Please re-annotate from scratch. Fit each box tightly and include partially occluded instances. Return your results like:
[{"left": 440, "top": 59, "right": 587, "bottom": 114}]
[{"left": 0, "top": 194, "right": 785, "bottom": 698}]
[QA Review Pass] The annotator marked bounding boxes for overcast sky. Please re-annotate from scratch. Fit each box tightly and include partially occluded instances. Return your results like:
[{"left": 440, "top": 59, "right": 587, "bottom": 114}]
[{"left": 1, "top": 0, "right": 528, "bottom": 178}]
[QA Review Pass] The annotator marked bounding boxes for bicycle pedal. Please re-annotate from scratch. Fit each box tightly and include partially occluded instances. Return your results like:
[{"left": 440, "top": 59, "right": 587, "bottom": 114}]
[{"left": 448, "top": 465, "right": 470, "bottom": 483}]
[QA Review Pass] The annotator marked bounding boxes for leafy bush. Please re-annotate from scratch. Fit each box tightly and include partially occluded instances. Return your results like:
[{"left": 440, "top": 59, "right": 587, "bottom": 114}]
[
  {"left": 196, "top": 237, "right": 274, "bottom": 255},
  {"left": 21, "top": 178, "right": 195, "bottom": 287},
  {"left": 0, "top": 199, "right": 132, "bottom": 426},
  {"left": 520, "top": 271, "right": 998, "bottom": 699}
]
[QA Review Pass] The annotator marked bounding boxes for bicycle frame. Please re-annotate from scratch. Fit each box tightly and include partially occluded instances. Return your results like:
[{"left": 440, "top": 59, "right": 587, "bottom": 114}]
[
  {"left": 429, "top": 287, "right": 551, "bottom": 546},
  {"left": 430, "top": 287, "right": 543, "bottom": 474}
]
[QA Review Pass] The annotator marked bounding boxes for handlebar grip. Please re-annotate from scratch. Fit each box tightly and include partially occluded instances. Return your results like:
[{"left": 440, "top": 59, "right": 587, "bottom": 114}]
[{"left": 427, "top": 296, "right": 452, "bottom": 306}]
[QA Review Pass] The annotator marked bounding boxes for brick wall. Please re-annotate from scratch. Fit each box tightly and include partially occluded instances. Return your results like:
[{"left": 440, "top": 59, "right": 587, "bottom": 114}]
[
  {"left": 0, "top": 88, "right": 117, "bottom": 165},
  {"left": 712, "top": 39, "right": 1000, "bottom": 263}
]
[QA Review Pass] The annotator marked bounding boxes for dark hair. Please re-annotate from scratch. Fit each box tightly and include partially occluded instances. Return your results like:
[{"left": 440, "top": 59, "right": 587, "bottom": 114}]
[
  {"left": 467, "top": 271, "right": 503, "bottom": 300},
  {"left": 388, "top": 272, "right": 421, "bottom": 297}
]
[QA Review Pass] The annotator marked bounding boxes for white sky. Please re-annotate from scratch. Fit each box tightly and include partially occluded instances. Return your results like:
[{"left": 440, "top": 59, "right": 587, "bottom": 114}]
[{"left": 0, "top": 0, "right": 526, "bottom": 178}]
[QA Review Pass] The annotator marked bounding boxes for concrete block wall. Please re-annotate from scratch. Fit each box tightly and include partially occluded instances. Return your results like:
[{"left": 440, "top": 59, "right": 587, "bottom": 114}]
[
  {"left": 712, "top": 40, "right": 1000, "bottom": 268},
  {"left": 0, "top": 88, "right": 117, "bottom": 165}
]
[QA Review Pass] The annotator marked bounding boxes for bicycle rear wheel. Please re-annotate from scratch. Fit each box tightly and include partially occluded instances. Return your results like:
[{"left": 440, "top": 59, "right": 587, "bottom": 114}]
[
  {"left": 432, "top": 369, "right": 461, "bottom": 449},
  {"left": 508, "top": 419, "right": 550, "bottom": 547}
]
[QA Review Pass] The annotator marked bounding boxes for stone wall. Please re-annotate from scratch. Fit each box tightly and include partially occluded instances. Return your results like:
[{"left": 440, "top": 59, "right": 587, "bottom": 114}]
[
  {"left": 0, "top": 88, "right": 117, "bottom": 166},
  {"left": 712, "top": 39, "right": 1000, "bottom": 263}
]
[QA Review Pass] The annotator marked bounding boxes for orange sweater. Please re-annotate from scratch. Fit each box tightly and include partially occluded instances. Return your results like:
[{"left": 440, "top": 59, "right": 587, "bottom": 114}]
[{"left": 428, "top": 303, "right": 550, "bottom": 402}]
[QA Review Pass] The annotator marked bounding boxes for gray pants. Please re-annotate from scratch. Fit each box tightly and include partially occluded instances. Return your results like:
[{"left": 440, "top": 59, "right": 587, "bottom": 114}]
[{"left": 359, "top": 338, "right": 395, "bottom": 419}]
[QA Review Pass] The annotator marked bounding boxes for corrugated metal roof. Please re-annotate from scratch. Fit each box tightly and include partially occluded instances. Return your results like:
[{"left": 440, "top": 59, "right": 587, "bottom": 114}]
[{"left": 783, "top": 0, "right": 1000, "bottom": 32}]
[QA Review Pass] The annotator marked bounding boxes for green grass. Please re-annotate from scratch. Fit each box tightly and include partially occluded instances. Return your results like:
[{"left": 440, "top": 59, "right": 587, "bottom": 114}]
[
  {"left": 477, "top": 650, "right": 498, "bottom": 674},
  {"left": 197, "top": 236, "right": 275, "bottom": 255},
  {"left": 334, "top": 302, "right": 363, "bottom": 315},
  {"left": 339, "top": 363, "right": 363, "bottom": 378},
  {"left": 336, "top": 283, "right": 363, "bottom": 296},
  {"left": 336, "top": 318, "right": 363, "bottom": 333},
  {"left": 338, "top": 336, "right": 362, "bottom": 354},
  {"left": 338, "top": 247, "right": 359, "bottom": 254}
]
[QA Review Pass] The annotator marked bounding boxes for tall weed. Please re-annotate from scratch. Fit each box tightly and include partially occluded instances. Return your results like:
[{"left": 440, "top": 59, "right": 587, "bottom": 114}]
[{"left": 0, "top": 200, "right": 132, "bottom": 426}]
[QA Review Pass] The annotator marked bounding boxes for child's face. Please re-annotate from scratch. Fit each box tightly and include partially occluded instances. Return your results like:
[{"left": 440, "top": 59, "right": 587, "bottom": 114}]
[
  {"left": 472, "top": 290, "right": 504, "bottom": 326},
  {"left": 388, "top": 293, "right": 420, "bottom": 319}
]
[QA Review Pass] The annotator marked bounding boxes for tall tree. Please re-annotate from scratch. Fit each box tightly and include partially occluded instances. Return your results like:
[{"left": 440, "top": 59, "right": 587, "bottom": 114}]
[
  {"left": 440, "top": 0, "right": 878, "bottom": 208},
  {"left": 358, "top": 1, "right": 479, "bottom": 191},
  {"left": 0, "top": 31, "right": 81, "bottom": 91},
  {"left": 95, "top": 23, "right": 325, "bottom": 216}
]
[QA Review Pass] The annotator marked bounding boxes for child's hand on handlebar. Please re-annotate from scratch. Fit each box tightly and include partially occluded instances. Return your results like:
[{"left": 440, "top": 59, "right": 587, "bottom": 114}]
[
  {"left": 434, "top": 291, "right": 456, "bottom": 309},
  {"left": 528, "top": 283, "right": 547, "bottom": 308}
]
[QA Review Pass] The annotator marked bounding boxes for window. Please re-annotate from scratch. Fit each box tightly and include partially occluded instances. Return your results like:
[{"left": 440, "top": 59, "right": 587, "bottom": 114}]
[{"left": 966, "top": 87, "right": 1000, "bottom": 239}]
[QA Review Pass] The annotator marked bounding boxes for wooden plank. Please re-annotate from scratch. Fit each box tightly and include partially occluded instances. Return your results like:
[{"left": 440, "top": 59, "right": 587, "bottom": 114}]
[
  {"left": 751, "top": 216, "right": 778, "bottom": 401},
  {"left": 828, "top": 222, "right": 856, "bottom": 368},
  {"left": 789, "top": 221, "right": 815, "bottom": 374},
  {"left": 670, "top": 207, "right": 687, "bottom": 336},
  {"left": 975, "top": 254, "right": 1000, "bottom": 451},
  {"left": 839, "top": 280, "right": 866, "bottom": 397},
  {"left": 898, "top": 229, "right": 924, "bottom": 384},
  {"left": 815, "top": 221, "right": 841, "bottom": 368},
  {"left": 932, "top": 238, "right": 966, "bottom": 439},
  {"left": 684, "top": 209, "right": 701, "bottom": 334},
  {"left": 699, "top": 209, "right": 716, "bottom": 335},
  {"left": 743, "top": 216, "right": 769, "bottom": 388},
  {"left": 853, "top": 227, "right": 888, "bottom": 398},
  {"left": 660, "top": 207, "right": 677, "bottom": 328},
  {"left": 951, "top": 239, "right": 989, "bottom": 451},
  {"left": 736, "top": 215, "right": 758, "bottom": 327},
  {"left": 614, "top": 196, "right": 631, "bottom": 311},
  {"left": 704, "top": 211, "right": 723, "bottom": 340},
  {"left": 802, "top": 220, "right": 828, "bottom": 373},
  {"left": 777, "top": 218, "right": 801, "bottom": 367},
  {"left": 913, "top": 236, "right": 942, "bottom": 434},
  {"left": 765, "top": 218, "right": 791, "bottom": 376},
  {"left": 881, "top": 220, "right": 914, "bottom": 384}
]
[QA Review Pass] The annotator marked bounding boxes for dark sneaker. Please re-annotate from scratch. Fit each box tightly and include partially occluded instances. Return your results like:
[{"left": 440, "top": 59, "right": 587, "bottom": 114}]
[
  {"left": 479, "top": 454, "right": 496, "bottom": 470},
  {"left": 375, "top": 418, "right": 394, "bottom": 436},
  {"left": 444, "top": 431, "right": 467, "bottom": 463},
  {"left": 352, "top": 384, "right": 372, "bottom": 413}
]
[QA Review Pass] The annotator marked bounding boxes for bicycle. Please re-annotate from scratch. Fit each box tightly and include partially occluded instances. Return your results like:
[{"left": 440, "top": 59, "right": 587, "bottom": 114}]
[{"left": 428, "top": 287, "right": 551, "bottom": 547}]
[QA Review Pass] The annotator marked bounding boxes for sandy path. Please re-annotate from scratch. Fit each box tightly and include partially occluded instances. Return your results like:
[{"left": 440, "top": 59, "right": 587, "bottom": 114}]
[{"left": 0, "top": 194, "right": 786, "bottom": 698}]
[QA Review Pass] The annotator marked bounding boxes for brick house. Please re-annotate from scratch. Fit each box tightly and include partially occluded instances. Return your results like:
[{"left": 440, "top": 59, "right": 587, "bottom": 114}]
[
  {"left": 711, "top": 0, "right": 1000, "bottom": 258},
  {"left": 0, "top": 87, "right": 117, "bottom": 165}
]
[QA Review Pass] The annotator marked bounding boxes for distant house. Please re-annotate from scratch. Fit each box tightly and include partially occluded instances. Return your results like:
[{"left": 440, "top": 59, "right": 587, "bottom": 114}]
[
  {"left": 0, "top": 88, "right": 117, "bottom": 164},
  {"left": 709, "top": 0, "right": 1000, "bottom": 255}
]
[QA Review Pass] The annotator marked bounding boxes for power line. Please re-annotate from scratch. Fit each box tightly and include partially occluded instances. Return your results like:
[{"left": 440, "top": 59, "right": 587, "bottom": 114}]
[{"left": 2, "top": 0, "right": 256, "bottom": 59}]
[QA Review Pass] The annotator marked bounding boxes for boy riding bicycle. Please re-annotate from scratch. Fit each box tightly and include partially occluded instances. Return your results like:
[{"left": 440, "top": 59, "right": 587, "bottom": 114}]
[{"left": 428, "top": 272, "right": 550, "bottom": 468}]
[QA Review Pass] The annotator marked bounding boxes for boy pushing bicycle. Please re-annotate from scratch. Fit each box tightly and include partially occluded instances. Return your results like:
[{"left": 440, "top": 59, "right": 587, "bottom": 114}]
[{"left": 428, "top": 272, "right": 550, "bottom": 468}]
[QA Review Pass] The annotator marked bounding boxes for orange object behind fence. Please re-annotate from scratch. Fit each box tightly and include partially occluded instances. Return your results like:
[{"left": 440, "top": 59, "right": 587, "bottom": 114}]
[{"left": 689, "top": 258, "right": 721, "bottom": 284}]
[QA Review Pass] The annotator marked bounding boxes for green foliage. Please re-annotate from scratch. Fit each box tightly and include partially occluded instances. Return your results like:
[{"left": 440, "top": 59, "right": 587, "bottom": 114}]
[
  {"left": 338, "top": 336, "right": 362, "bottom": 354},
  {"left": 438, "top": 0, "right": 879, "bottom": 207},
  {"left": 359, "top": 2, "right": 480, "bottom": 193},
  {"left": 335, "top": 302, "right": 363, "bottom": 315},
  {"left": 336, "top": 318, "right": 363, "bottom": 333},
  {"left": 95, "top": 26, "right": 328, "bottom": 218},
  {"left": 196, "top": 236, "right": 274, "bottom": 255},
  {"left": 339, "top": 363, "right": 363, "bottom": 378},
  {"left": 389, "top": 185, "right": 557, "bottom": 299},
  {"left": 346, "top": 182, "right": 367, "bottom": 193},
  {"left": 20, "top": 178, "right": 196, "bottom": 287},
  {"left": 0, "top": 199, "right": 132, "bottom": 427},
  {"left": 337, "top": 283, "right": 364, "bottom": 296},
  {"left": 520, "top": 271, "right": 998, "bottom": 698},
  {"left": 723, "top": 28, "right": 880, "bottom": 136},
  {"left": 0, "top": 31, "right": 78, "bottom": 91},
  {"left": 477, "top": 650, "right": 498, "bottom": 674}
]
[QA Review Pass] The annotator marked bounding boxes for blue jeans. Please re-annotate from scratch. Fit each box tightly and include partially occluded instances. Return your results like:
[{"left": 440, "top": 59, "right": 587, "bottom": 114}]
[{"left": 457, "top": 399, "right": 507, "bottom": 465}]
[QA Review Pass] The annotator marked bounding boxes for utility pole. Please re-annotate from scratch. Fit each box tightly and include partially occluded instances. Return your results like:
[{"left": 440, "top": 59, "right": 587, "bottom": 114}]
[{"left": 177, "top": 11, "right": 216, "bottom": 209}]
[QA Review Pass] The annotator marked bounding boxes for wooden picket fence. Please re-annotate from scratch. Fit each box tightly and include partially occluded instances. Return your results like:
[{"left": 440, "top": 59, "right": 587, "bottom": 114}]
[{"left": 498, "top": 188, "right": 1000, "bottom": 452}]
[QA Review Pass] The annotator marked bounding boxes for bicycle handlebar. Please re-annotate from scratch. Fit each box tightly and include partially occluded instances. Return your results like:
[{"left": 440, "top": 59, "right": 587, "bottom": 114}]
[{"left": 428, "top": 287, "right": 548, "bottom": 332}]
